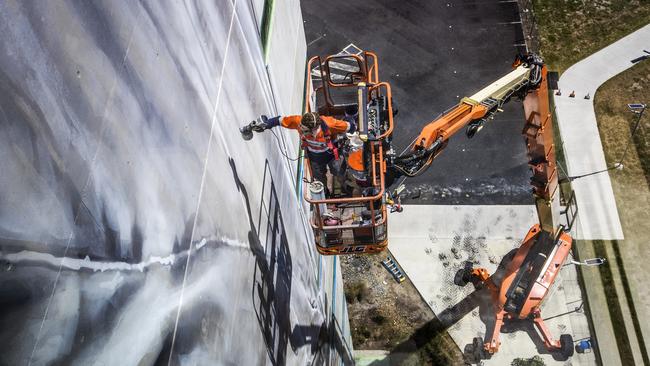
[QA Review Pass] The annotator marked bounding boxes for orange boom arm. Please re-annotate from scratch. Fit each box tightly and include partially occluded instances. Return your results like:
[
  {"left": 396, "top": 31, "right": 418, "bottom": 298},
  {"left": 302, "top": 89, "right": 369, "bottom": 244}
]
[
  {"left": 391, "top": 55, "right": 543, "bottom": 178},
  {"left": 414, "top": 100, "right": 488, "bottom": 149}
]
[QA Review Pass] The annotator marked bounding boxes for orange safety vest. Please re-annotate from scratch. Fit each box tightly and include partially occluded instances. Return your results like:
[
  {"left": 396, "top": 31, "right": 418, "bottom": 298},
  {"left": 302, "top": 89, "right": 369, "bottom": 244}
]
[{"left": 279, "top": 115, "right": 352, "bottom": 154}]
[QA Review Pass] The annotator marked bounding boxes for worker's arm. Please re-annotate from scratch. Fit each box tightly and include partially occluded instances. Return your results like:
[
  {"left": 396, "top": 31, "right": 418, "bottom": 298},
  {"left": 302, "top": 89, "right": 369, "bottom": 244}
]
[
  {"left": 265, "top": 115, "right": 302, "bottom": 130},
  {"left": 321, "top": 116, "right": 356, "bottom": 134},
  {"left": 240, "top": 115, "right": 301, "bottom": 140},
  {"left": 240, "top": 113, "right": 354, "bottom": 139}
]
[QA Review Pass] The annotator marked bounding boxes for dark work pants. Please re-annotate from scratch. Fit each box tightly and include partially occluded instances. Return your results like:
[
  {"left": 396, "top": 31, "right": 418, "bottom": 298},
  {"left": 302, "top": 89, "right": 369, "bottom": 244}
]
[{"left": 309, "top": 151, "right": 341, "bottom": 194}]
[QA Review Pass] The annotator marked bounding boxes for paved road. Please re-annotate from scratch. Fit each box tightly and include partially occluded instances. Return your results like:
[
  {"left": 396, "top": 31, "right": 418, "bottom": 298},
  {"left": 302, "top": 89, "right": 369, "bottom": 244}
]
[{"left": 555, "top": 24, "right": 650, "bottom": 240}]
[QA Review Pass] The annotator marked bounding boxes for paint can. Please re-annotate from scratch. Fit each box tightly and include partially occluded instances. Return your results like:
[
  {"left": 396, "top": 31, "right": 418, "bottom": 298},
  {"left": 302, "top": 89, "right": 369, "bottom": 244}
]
[{"left": 309, "top": 180, "right": 328, "bottom": 217}]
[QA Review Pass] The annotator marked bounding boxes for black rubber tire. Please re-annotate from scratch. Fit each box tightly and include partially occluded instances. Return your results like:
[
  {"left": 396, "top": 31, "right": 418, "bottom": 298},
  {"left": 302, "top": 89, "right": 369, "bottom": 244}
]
[
  {"left": 560, "top": 334, "right": 575, "bottom": 358},
  {"left": 466, "top": 123, "right": 480, "bottom": 138},
  {"left": 471, "top": 337, "right": 493, "bottom": 360},
  {"left": 454, "top": 263, "right": 473, "bottom": 286},
  {"left": 454, "top": 268, "right": 469, "bottom": 286},
  {"left": 472, "top": 337, "right": 483, "bottom": 360},
  {"left": 480, "top": 347, "right": 493, "bottom": 360}
]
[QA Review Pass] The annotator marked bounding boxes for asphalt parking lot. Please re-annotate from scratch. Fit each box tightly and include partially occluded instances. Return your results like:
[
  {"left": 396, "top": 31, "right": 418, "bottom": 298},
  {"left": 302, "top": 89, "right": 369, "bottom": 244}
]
[{"left": 301, "top": 0, "right": 532, "bottom": 205}]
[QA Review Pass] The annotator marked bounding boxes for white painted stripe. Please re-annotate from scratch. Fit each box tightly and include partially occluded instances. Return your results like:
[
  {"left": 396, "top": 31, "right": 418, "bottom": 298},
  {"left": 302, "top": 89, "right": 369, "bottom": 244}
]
[
  {"left": 340, "top": 43, "right": 363, "bottom": 56},
  {"left": 307, "top": 34, "right": 324, "bottom": 46}
]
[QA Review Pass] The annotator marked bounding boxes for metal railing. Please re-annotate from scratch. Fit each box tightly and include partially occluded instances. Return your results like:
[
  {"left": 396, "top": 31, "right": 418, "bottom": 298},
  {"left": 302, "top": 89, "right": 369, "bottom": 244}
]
[{"left": 517, "top": 0, "right": 540, "bottom": 54}]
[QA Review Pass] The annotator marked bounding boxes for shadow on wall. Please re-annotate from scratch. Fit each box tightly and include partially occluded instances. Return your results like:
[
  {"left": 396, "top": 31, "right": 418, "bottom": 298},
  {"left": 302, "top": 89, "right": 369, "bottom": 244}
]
[
  {"left": 229, "top": 158, "right": 353, "bottom": 365},
  {"left": 290, "top": 314, "right": 354, "bottom": 366},
  {"left": 229, "top": 158, "right": 293, "bottom": 365}
]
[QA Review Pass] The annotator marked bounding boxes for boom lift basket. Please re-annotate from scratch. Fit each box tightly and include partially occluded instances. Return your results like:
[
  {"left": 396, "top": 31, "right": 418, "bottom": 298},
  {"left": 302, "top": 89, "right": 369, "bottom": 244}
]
[{"left": 303, "top": 52, "right": 394, "bottom": 255}]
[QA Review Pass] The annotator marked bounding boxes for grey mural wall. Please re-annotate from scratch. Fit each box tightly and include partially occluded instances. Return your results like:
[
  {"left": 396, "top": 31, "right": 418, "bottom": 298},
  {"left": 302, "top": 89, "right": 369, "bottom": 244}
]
[{"left": 0, "top": 1, "right": 350, "bottom": 364}]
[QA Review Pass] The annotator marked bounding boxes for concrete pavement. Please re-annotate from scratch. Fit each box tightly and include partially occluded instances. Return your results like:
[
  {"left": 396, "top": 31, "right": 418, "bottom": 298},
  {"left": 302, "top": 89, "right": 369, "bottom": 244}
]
[
  {"left": 554, "top": 24, "right": 650, "bottom": 240},
  {"left": 389, "top": 205, "right": 596, "bottom": 365}
]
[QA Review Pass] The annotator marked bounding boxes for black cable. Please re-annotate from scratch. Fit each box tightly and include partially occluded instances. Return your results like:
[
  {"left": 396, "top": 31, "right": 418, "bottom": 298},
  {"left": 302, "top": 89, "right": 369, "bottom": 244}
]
[
  {"left": 268, "top": 128, "right": 301, "bottom": 161},
  {"left": 566, "top": 165, "right": 620, "bottom": 182}
]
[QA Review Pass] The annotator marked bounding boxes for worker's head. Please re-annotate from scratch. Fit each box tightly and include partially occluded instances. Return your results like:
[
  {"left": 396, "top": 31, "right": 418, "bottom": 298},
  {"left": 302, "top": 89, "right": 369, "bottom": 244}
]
[{"left": 300, "top": 112, "right": 320, "bottom": 134}]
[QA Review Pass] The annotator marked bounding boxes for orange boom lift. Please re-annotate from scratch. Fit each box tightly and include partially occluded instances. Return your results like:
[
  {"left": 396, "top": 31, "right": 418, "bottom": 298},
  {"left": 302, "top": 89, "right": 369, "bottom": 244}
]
[
  {"left": 301, "top": 52, "right": 564, "bottom": 253},
  {"left": 298, "top": 52, "right": 577, "bottom": 358}
]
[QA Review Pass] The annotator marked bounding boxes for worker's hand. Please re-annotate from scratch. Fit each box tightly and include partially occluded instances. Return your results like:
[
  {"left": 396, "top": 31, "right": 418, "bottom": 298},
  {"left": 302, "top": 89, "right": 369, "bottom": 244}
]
[{"left": 251, "top": 115, "right": 269, "bottom": 132}]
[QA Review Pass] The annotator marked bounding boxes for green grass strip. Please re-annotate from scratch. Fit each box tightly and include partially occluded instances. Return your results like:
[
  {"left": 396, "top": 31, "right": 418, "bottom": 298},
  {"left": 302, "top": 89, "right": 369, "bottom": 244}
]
[
  {"left": 260, "top": 0, "right": 276, "bottom": 62},
  {"left": 592, "top": 240, "right": 635, "bottom": 365},
  {"left": 609, "top": 240, "right": 650, "bottom": 366}
]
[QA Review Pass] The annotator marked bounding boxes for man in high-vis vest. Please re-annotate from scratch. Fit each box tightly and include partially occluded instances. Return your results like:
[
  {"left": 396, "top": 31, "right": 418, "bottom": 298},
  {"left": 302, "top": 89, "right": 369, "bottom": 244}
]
[{"left": 247, "top": 112, "right": 355, "bottom": 195}]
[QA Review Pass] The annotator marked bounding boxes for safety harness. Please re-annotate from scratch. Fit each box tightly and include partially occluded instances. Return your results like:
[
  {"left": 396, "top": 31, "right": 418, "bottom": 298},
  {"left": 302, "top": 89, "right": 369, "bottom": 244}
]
[{"left": 301, "top": 120, "right": 339, "bottom": 160}]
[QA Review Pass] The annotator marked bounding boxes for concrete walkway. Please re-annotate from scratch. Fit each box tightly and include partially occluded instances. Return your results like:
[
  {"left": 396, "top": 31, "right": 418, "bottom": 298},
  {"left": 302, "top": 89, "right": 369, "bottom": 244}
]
[
  {"left": 389, "top": 205, "right": 596, "bottom": 365},
  {"left": 554, "top": 24, "right": 650, "bottom": 240}
]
